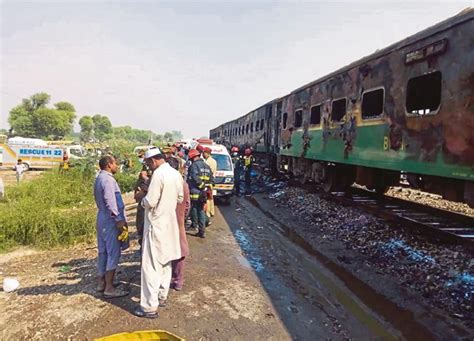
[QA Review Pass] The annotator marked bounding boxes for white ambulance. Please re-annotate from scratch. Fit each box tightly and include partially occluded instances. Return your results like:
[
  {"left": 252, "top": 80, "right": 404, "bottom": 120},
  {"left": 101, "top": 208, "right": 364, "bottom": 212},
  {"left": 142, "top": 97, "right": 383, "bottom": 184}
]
[
  {"left": 1, "top": 137, "right": 65, "bottom": 170},
  {"left": 198, "top": 139, "right": 234, "bottom": 202}
]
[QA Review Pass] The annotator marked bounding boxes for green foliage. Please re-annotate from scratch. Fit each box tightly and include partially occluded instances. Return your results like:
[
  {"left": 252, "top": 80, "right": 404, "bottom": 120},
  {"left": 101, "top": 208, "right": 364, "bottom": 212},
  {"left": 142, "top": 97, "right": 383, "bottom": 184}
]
[
  {"left": 115, "top": 172, "right": 138, "bottom": 193},
  {"left": 34, "top": 107, "right": 75, "bottom": 138},
  {"left": 54, "top": 101, "right": 76, "bottom": 112},
  {"left": 8, "top": 92, "right": 76, "bottom": 139},
  {"left": 79, "top": 115, "right": 94, "bottom": 142},
  {"left": 112, "top": 126, "right": 153, "bottom": 144},
  {"left": 0, "top": 168, "right": 97, "bottom": 251},
  {"left": 92, "top": 114, "right": 113, "bottom": 141}
]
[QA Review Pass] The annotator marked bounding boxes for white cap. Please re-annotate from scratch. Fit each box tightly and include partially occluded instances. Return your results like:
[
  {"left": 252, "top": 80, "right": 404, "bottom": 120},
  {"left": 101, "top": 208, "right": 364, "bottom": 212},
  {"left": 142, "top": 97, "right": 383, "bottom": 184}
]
[{"left": 144, "top": 147, "right": 162, "bottom": 159}]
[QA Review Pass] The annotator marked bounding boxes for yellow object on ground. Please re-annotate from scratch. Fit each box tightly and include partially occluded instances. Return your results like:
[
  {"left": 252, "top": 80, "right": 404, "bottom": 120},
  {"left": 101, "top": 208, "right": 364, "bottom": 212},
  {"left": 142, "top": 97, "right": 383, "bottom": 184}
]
[{"left": 95, "top": 330, "right": 184, "bottom": 341}]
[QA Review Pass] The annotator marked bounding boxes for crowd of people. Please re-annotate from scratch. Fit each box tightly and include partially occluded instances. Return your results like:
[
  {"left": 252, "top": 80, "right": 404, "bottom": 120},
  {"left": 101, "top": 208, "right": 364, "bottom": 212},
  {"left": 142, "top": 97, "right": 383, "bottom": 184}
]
[{"left": 93, "top": 142, "right": 239, "bottom": 318}]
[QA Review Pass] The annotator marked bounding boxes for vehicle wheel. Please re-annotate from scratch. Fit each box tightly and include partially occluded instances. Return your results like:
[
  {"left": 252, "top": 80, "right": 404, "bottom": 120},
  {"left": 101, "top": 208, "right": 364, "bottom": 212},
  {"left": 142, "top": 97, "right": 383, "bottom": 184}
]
[
  {"left": 23, "top": 163, "right": 30, "bottom": 171},
  {"left": 322, "top": 165, "right": 336, "bottom": 193}
]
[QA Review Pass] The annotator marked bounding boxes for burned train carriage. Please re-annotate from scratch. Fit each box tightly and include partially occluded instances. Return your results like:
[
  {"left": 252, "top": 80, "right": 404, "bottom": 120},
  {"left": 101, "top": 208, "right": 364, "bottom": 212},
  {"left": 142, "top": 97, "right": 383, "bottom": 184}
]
[{"left": 210, "top": 9, "right": 474, "bottom": 206}]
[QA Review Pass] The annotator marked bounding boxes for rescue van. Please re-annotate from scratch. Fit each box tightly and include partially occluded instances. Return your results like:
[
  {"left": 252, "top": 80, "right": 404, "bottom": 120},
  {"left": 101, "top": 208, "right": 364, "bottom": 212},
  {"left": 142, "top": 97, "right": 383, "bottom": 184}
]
[
  {"left": 1, "top": 138, "right": 65, "bottom": 170},
  {"left": 198, "top": 139, "right": 234, "bottom": 201}
]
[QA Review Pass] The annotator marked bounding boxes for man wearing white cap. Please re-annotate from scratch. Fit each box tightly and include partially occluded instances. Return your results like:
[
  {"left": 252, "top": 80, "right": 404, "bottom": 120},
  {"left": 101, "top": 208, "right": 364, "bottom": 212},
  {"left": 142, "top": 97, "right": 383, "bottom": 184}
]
[{"left": 133, "top": 148, "right": 184, "bottom": 318}]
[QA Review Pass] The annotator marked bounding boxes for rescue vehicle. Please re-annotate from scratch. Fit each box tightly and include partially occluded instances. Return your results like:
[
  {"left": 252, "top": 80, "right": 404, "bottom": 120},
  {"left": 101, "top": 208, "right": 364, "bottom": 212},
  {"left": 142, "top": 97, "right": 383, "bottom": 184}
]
[
  {"left": 197, "top": 139, "right": 234, "bottom": 202},
  {"left": 1, "top": 137, "right": 65, "bottom": 170}
]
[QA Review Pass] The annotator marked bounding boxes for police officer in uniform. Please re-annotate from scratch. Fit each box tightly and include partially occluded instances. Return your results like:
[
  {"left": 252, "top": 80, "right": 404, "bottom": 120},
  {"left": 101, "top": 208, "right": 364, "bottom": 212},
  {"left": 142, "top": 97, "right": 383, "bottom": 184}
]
[{"left": 187, "top": 149, "right": 213, "bottom": 238}]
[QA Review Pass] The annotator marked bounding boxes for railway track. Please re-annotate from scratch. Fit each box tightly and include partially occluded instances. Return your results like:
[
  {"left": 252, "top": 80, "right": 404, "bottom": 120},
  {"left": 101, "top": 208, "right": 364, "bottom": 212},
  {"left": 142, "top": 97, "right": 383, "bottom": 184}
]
[{"left": 321, "top": 186, "right": 474, "bottom": 247}]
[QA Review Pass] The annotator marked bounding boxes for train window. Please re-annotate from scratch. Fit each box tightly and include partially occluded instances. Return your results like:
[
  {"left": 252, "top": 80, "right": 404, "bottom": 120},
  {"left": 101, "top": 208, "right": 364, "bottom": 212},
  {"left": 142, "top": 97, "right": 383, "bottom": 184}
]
[
  {"left": 362, "top": 88, "right": 384, "bottom": 119},
  {"left": 406, "top": 71, "right": 441, "bottom": 115},
  {"left": 250, "top": 122, "right": 253, "bottom": 132},
  {"left": 255, "top": 120, "right": 259, "bottom": 131},
  {"left": 282, "top": 113, "right": 288, "bottom": 129},
  {"left": 331, "top": 98, "right": 346, "bottom": 122},
  {"left": 260, "top": 119, "right": 264, "bottom": 129},
  {"left": 294, "top": 110, "right": 303, "bottom": 128},
  {"left": 246, "top": 124, "right": 249, "bottom": 134},
  {"left": 310, "top": 105, "right": 321, "bottom": 125}
]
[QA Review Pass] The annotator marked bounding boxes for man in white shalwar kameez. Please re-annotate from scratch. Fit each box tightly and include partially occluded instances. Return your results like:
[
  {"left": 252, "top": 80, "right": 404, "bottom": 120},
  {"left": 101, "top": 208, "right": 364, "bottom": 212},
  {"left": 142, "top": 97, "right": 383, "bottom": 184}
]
[{"left": 133, "top": 148, "right": 184, "bottom": 318}]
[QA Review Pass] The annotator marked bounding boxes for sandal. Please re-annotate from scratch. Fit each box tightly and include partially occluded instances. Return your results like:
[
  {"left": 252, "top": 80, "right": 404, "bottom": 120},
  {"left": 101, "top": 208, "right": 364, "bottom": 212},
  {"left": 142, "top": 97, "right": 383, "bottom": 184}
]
[
  {"left": 96, "top": 283, "right": 105, "bottom": 292},
  {"left": 133, "top": 307, "right": 158, "bottom": 319},
  {"left": 103, "top": 288, "right": 129, "bottom": 299},
  {"left": 97, "top": 281, "right": 120, "bottom": 293}
]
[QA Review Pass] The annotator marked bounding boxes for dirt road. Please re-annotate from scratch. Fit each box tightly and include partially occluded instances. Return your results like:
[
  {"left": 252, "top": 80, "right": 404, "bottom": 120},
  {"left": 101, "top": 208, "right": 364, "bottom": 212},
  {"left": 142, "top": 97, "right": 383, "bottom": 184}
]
[
  {"left": 0, "top": 193, "right": 441, "bottom": 340},
  {"left": 0, "top": 169, "right": 43, "bottom": 186}
]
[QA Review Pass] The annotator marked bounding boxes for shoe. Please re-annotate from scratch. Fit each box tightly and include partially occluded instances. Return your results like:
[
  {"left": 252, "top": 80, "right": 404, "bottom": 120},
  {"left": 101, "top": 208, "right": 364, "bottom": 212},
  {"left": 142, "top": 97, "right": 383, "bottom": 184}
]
[
  {"left": 103, "top": 288, "right": 129, "bottom": 299},
  {"left": 196, "top": 231, "right": 205, "bottom": 238},
  {"left": 206, "top": 221, "right": 212, "bottom": 227},
  {"left": 174, "top": 286, "right": 183, "bottom": 291},
  {"left": 159, "top": 299, "right": 168, "bottom": 308},
  {"left": 133, "top": 307, "right": 158, "bottom": 319}
]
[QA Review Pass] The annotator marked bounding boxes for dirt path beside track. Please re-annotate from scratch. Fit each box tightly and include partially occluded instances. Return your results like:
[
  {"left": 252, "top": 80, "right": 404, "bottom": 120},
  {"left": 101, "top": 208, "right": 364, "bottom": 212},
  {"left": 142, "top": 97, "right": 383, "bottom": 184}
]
[
  {"left": 0, "top": 193, "right": 402, "bottom": 340},
  {"left": 2, "top": 188, "right": 472, "bottom": 340}
]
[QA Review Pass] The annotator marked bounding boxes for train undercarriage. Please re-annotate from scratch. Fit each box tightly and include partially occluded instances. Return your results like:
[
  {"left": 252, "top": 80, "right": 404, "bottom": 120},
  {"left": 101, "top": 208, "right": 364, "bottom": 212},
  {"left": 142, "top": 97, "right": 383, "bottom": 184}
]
[{"left": 259, "top": 154, "right": 474, "bottom": 207}]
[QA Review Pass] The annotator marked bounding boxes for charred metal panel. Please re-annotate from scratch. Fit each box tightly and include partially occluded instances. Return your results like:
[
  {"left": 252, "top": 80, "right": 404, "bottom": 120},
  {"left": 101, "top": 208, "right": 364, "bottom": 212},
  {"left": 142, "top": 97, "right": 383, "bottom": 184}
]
[
  {"left": 279, "top": 12, "right": 473, "bottom": 176},
  {"left": 211, "top": 10, "right": 474, "bottom": 185}
]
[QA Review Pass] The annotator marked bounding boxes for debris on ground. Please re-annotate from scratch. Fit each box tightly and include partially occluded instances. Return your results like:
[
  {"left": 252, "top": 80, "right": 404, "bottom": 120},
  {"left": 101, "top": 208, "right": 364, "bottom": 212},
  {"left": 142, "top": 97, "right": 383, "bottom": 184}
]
[{"left": 261, "top": 179, "right": 474, "bottom": 325}]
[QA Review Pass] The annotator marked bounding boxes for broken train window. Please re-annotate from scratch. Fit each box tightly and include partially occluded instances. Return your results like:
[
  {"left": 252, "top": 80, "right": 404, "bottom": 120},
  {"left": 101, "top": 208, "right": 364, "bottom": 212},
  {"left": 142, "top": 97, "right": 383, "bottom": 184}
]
[
  {"left": 260, "top": 119, "right": 264, "bottom": 130},
  {"left": 282, "top": 112, "right": 288, "bottom": 129},
  {"left": 406, "top": 71, "right": 441, "bottom": 116},
  {"left": 294, "top": 109, "right": 303, "bottom": 128},
  {"left": 331, "top": 98, "right": 347, "bottom": 122},
  {"left": 362, "top": 88, "right": 384, "bottom": 119},
  {"left": 250, "top": 122, "right": 254, "bottom": 132},
  {"left": 310, "top": 105, "right": 321, "bottom": 125}
]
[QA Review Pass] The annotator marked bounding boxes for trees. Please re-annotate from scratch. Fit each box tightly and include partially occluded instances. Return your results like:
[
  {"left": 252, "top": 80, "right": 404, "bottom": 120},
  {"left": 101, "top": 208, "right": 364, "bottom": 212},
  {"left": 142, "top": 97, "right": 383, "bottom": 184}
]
[
  {"left": 79, "top": 116, "right": 94, "bottom": 142},
  {"left": 78, "top": 114, "right": 114, "bottom": 142},
  {"left": 8, "top": 93, "right": 76, "bottom": 139},
  {"left": 92, "top": 114, "right": 112, "bottom": 141}
]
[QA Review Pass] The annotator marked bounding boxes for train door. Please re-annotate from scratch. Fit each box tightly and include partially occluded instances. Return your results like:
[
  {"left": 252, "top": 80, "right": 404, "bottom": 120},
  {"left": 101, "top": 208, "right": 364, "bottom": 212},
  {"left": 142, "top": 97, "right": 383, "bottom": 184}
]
[
  {"left": 274, "top": 101, "right": 282, "bottom": 153},
  {"left": 265, "top": 104, "right": 272, "bottom": 148}
]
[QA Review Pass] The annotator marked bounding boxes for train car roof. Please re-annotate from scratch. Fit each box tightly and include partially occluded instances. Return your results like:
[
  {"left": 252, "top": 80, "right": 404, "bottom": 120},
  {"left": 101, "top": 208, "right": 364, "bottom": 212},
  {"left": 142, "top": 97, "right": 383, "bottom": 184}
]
[{"left": 210, "top": 8, "right": 473, "bottom": 131}]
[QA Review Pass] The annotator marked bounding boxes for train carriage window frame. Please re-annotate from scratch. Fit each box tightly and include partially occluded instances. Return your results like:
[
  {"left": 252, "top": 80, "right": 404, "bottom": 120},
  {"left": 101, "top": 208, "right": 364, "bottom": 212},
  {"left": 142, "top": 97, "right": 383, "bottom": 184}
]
[
  {"left": 309, "top": 104, "right": 322, "bottom": 127},
  {"left": 405, "top": 71, "right": 442, "bottom": 117},
  {"left": 331, "top": 97, "right": 347, "bottom": 123},
  {"left": 294, "top": 109, "right": 303, "bottom": 129},
  {"left": 361, "top": 87, "right": 385, "bottom": 120},
  {"left": 255, "top": 120, "right": 259, "bottom": 131},
  {"left": 282, "top": 112, "right": 288, "bottom": 130},
  {"left": 260, "top": 118, "right": 264, "bottom": 130}
]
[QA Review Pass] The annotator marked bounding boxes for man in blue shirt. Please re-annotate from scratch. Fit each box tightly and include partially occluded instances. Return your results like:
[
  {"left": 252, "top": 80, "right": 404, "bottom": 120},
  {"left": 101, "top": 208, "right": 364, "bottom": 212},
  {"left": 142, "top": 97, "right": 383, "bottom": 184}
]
[{"left": 94, "top": 155, "right": 128, "bottom": 298}]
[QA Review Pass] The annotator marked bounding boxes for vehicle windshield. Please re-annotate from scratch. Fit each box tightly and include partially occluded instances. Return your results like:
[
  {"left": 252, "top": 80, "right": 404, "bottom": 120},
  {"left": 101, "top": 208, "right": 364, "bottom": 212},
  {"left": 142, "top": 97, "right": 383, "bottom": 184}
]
[
  {"left": 69, "top": 148, "right": 84, "bottom": 157},
  {"left": 211, "top": 154, "right": 232, "bottom": 171}
]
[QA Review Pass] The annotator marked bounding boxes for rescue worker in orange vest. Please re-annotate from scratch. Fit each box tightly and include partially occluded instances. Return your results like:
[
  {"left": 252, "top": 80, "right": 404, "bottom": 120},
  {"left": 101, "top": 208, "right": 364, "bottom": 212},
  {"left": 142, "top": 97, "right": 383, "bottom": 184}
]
[
  {"left": 242, "top": 148, "right": 255, "bottom": 195},
  {"left": 187, "top": 149, "right": 213, "bottom": 238}
]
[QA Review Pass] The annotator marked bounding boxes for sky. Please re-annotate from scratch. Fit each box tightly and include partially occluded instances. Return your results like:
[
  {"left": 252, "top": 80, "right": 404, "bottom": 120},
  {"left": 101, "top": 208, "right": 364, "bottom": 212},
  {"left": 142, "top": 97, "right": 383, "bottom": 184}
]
[{"left": 1, "top": 0, "right": 472, "bottom": 138}]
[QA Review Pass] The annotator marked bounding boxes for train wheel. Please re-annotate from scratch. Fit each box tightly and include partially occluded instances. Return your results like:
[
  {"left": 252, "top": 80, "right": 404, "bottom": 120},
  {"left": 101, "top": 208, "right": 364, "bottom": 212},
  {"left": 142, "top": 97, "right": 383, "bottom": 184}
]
[{"left": 322, "top": 165, "right": 336, "bottom": 192}]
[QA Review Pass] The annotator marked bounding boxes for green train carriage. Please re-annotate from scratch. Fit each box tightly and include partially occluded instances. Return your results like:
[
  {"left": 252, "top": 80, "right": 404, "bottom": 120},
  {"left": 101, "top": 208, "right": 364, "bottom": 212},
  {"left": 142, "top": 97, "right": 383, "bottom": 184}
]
[{"left": 210, "top": 9, "right": 474, "bottom": 206}]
